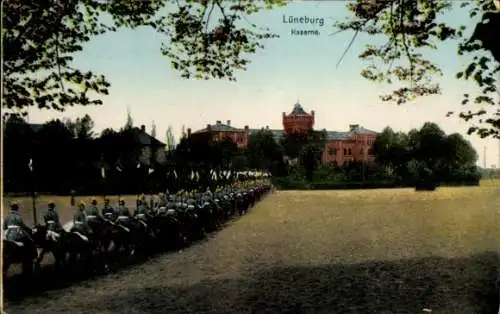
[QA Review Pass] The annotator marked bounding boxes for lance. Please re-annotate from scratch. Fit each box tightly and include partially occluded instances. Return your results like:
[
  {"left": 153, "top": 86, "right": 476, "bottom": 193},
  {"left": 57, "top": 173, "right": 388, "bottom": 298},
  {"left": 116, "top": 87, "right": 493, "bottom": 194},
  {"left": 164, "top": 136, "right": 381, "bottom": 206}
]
[
  {"left": 28, "top": 158, "right": 37, "bottom": 224},
  {"left": 101, "top": 165, "right": 107, "bottom": 202}
]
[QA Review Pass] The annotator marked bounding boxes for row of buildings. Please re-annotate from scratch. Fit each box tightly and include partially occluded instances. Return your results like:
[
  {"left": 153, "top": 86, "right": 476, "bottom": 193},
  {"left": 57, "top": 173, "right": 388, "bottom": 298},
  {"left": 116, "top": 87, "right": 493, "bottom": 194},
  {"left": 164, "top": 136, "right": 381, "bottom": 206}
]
[{"left": 186, "top": 102, "right": 378, "bottom": 166}]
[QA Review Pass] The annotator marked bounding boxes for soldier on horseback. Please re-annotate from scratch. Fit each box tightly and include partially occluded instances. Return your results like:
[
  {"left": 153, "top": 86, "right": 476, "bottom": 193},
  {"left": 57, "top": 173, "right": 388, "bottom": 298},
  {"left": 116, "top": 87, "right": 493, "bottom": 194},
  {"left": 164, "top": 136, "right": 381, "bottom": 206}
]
[
  {"left": 102, "top": 198, "right": 117, "bottom": 222},
  {"left": 3, "top": 202, "right": 38, "bottom": 277},
  {"left": 43, "top": 201, "right": 63, "bottom": 233},
  {"left": 134, "top": 198, "right": 150, "bottom": 222},
  {"left": 156, "top": 192, "right": 168, "bottom": 216},
  {"left": 71, "top": 201, "right": 95, "bottom": 244},
  {"left": 3, "top": 202, "right": 33, "bottom": 243},
  {"left": 116, "top": 198, "right": 132, "bottom": 231},
  {"left": 86, "top": 198, "right": 103, "bottom": 233}
]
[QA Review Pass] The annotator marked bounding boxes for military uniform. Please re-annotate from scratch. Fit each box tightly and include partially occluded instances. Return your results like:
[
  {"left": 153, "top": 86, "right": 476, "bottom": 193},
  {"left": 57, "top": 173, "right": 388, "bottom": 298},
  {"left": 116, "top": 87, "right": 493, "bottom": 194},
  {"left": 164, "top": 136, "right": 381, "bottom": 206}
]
[
  {"left": 158, "top": 194, "right": 167, "bottom": 207},
  {"left": 43, "top": 203, "right": 63, "bottom": 231},
  {"left": 85, "top": 201, "right": 101, "bottom": 219},
  {"left": 4, "top": 205, "right": 31, "bottom": 242},
  {"left": 86, "top": 199, "right": 102, "bottom": 233},
  {"left": 102, "top": 200, "right": 117, "bottom": 221},
  {"left": 72, "top": 203, "right": 93, "bottom": 235},
  {"left": 116, "top": 200, "right": 131, "bottom": 226},
  {"left": 134, "top": 201, "right": 149, "bottom": 220}
]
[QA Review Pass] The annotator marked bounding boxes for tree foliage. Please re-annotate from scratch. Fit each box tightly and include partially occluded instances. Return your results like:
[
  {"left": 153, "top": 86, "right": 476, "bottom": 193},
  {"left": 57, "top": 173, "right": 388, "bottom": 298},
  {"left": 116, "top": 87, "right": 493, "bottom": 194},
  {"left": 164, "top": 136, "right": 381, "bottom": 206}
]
[
  {"left": 150, "top": 120, "right": 157, "bottom": 138},
  {"left": 123, "top": 107, "right": 134, "bottom": 131},
  {"left": 372, "top": 121, "right": 479, "bottom": 182},
  {"left": 335, "top": 0, "right": 500, "bottom": 138},
  {"left": 165, "top": 125, "right": 176, "bottom": 151},
  {"left": 64, "top": 114, "right": 95, "bottom": 139},
  {"left": 246, "top": 129, "right": 285, "bottom": 173},
  {"left": 2, "top": 0, "right": 285, "bottom": 115}
]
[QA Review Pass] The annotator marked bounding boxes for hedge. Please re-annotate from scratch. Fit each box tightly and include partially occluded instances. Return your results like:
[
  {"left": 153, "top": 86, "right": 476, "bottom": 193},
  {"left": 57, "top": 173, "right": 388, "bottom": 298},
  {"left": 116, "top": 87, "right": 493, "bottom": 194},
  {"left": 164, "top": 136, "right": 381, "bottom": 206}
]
[{"left": 271, "top": 177, "right": 480, "bottom": 190}]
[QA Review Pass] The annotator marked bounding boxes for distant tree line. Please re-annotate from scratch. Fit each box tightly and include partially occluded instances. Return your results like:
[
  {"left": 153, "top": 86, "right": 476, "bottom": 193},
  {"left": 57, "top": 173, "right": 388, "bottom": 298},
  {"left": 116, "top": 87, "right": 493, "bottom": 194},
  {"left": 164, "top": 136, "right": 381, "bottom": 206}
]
[
  {"left": 3, "top": 111, "right": 262, "bottom": 195},
  {"left": 481, "top": 168, "right": 500, "bottom": 179},
  {"left": 3, "top": 110, "right": 482, "bottom": 195}
]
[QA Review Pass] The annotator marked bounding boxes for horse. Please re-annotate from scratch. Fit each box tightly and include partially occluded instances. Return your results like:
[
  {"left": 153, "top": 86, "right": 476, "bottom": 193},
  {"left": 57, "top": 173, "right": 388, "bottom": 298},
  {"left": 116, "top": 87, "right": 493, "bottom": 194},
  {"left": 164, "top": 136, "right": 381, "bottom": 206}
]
[
  {"left": 132, "top": 213, "right": 156, "bottom": 256},
  {"left": 2, "top": 226, "right": 38, "bottom": 280},
  {"left": 183, "top": 205, "right": 205, "bottom": 241},
  {"left": 196, "top": 202, "right": 217, "bottom": 233},
  {"left": 62, "top": 222, "right": 100, "bottom": 274},
  {"left": 235, "top": 193, "right": 248, "bottom": 216},
  {"left": 100, "top": 218, "right": 128, "bottom": 263},
  {"left": 31, "top": 223, "right": 67, "bottom": 271},
  {"left": 153, "top": 209, "right": 187, "bottom": 250}
]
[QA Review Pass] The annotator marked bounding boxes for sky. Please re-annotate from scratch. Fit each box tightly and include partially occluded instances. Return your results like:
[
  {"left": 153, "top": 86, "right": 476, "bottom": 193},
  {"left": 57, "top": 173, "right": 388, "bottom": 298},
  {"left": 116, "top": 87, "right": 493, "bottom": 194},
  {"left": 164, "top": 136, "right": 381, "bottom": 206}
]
[{"left": 24, "top": 1, "right": 499, "bottom": 167}]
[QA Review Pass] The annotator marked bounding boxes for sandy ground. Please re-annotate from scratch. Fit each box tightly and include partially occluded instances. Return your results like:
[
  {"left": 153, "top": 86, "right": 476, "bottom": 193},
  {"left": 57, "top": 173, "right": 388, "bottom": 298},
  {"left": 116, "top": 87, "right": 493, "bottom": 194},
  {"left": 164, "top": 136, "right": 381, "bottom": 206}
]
[{"left": 3, "top": 184, "right": 500, "bottom": 313}]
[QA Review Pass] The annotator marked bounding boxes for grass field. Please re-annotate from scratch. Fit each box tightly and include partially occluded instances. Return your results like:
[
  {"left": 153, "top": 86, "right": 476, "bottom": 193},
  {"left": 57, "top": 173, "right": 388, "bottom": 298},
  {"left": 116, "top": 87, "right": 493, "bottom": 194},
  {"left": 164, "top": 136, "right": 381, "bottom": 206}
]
[
  {"left": 3, "top": 179, "right": 500, "bottom": 226},
  {"left": 4, "top": 182, "right": 499, "bottom": 313}
]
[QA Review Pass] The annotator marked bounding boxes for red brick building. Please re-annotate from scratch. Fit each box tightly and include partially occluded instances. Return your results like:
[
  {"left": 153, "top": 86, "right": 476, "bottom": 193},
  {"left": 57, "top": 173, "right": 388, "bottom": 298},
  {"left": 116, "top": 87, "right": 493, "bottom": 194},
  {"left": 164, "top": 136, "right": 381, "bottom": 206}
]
[
  {"left": 279, "top": 102, "right": 378, "bottom": 166},
  {"left": 188, "top": 102, "right": 378, "bottom": 166},
  {"left": 187, "top": 120, "right": 250, "bottom": 149},
  {"left": 321, "top": 124, "right": 377, "bottom": 166}
]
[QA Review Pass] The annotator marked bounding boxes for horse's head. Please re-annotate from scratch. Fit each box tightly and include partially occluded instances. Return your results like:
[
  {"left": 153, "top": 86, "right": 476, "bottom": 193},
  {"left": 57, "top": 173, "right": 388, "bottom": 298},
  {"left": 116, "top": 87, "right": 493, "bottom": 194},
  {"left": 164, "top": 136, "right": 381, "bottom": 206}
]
[{"left": 32, "top": 223, "right": 48, "bottom": 243}]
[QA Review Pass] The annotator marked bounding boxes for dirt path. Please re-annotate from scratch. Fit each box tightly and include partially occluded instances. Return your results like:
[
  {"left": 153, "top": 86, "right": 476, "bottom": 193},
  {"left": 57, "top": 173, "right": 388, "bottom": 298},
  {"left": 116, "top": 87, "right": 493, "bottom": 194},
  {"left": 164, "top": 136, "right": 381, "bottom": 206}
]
[{"left": 4, "top": 189, "right": 499, "bottom": 314}]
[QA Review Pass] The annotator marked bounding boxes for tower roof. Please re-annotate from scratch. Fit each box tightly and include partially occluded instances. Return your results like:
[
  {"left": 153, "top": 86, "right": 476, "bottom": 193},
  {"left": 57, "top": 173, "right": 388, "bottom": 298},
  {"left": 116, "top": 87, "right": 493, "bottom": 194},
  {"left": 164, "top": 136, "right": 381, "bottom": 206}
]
[{"left": 289, "top": 102, "right": 309, "bottom": 116}]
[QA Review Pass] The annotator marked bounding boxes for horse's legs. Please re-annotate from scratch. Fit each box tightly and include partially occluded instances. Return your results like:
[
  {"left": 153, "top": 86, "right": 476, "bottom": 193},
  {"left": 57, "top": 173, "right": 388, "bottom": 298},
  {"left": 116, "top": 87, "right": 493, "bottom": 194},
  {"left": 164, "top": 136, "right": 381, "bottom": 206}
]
[
  {"left": 3, "top": 261, "right": 10, "bottom": 280},
  {"left": 67, "top": 250, "right": 77, "bottom": 272},
  {"left": 53, "top": 249, "right": 66, "bottom": 271},
  {"left": 35, "top": 248, "right": 46, "bottom": 272},
  {"left": 21, "top": 259, "right": 33, "bottom": 278}
]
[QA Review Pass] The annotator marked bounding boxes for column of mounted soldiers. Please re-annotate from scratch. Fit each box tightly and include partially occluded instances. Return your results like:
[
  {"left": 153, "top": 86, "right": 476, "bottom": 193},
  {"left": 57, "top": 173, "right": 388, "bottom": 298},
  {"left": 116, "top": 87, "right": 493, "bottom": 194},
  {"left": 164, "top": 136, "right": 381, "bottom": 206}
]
[{"left": 3, "top": 176, "right": 272, "bottom": 278}]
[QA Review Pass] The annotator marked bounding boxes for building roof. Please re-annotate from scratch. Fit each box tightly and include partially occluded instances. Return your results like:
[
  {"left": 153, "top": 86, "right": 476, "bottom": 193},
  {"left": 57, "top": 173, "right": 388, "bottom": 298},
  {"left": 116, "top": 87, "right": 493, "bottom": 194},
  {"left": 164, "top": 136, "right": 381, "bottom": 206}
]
[
  {"left": 325, "top": 131, "right": 350, "bottom": 140},
  {"left": 249, "top": 128, "right": 284, "bottom": 141},
  {"left": 289, "top": 102, "right": 310, "bottom": 116},
  {"left": 29, "top": 123, "right": 44, "bottom": 132},
  {"left": 193, "top": 122, "right": 245, "bottom": 133},
  {"left": 250, "top": 125, "right": 377, "bottom": 142},
  {"left": 132, "top": 127, "right": 166, "bottom": 146},
  {"left": 325, "top": 125, "right": 377, "bottom": 140}
]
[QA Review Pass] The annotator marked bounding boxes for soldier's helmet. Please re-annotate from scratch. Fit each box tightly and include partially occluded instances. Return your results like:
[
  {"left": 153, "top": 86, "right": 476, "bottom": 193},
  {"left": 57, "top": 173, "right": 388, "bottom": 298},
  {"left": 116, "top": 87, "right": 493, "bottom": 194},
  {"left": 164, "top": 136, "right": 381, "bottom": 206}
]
[
  {"left": 91, "top": 197, "right": 97, "bottom": 205},
  {"left": 10, "top": 201, "right": 19, "bottom": 210},
  {"left": 119, "top": 198, "right": 125, "bottom": 205},
  {"left": 78, "top": 201, "right": 85, "bottom": 209},
  {"left": 48, "top": 200, "right": 55, "bottom": 208}
]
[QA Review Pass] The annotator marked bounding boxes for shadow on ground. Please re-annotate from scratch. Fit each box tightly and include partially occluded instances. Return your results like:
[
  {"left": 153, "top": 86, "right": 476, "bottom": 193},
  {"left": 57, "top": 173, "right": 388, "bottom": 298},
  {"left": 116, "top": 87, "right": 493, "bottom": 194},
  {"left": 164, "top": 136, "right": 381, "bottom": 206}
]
[{"left": 76, "top": 251, "right": 499, "bottom": 314}]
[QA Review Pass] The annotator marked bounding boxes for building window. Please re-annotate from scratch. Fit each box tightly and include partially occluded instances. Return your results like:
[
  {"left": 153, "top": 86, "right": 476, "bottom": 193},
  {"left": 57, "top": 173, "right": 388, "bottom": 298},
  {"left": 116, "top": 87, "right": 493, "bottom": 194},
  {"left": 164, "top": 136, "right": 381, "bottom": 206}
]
[
  {"left": 360, "top": 148, "right": 364, "bottom": 155},
  {"left": 368, "top": 148, "right": 375, "bottom": 155},
  {"left": 343, "top": 148, "right": 347, "bottom": 155},
  {"left": 328, "top": 148, "right": 336, "bottom": 156},
  {"left": 348, "top": 148, "right": 352, "bottom": 155}
]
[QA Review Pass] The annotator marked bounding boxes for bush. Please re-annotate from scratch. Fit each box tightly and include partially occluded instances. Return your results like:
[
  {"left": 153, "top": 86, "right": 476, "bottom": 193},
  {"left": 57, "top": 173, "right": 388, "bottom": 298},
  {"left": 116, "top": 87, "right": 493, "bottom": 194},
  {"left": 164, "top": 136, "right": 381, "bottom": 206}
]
[
  {"left": 272, "top": 176, "right": 481, "bottom": 190},
  {"left": 272, "top": 177, "right": 402, "bottom": 190}
]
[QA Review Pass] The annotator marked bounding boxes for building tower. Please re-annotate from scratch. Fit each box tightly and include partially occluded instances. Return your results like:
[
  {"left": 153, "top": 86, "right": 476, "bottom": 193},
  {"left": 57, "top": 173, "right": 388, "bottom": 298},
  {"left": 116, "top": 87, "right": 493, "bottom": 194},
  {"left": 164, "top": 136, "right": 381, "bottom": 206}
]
[{"left": 282, "top": 102, "right": 315, "bottom": 135}]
